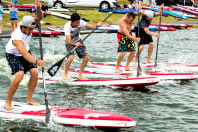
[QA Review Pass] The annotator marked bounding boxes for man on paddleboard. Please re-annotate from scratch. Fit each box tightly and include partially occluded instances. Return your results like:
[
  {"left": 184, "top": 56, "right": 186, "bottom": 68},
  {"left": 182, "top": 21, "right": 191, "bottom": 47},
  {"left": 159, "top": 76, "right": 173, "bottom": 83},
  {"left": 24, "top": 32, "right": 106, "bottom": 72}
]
[
  {"left": 64, "top": 13, "right": 103, "bottom": 79},
  {"left": 134, "top": 4, "right": 164, "bottom": 64},
  {"left": 4, "top": 16, "right": 45, "bottom": 110},
  {"left": 115, "top": 12, "right": 140, "bottom": 73}
]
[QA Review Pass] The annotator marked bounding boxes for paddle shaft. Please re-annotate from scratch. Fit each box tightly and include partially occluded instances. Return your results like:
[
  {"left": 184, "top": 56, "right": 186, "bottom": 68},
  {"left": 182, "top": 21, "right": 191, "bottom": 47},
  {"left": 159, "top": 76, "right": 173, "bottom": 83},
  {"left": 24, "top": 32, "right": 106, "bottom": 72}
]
[
  {"left": 154, "top": 7, "right": 163, "bottom": 68},
  {"left": 137, "top": 0, "right": 141, "bottom": 77},
  {"left": 47, "top": 12, "right": 114, "bottom": 77},
  {"left": 37, "top": 6, "right": 51, "bottom": 124}
]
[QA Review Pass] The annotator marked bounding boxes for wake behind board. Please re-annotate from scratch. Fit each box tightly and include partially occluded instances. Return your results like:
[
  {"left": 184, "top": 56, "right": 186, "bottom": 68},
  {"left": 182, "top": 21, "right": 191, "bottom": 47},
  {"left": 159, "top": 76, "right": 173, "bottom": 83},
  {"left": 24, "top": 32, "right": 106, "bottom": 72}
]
[
  {"left": 39, "top": 77, "right": 159, "bottom": 87},
  {"left": 0, "top": 100, "right": 136, "bottom": 128}
]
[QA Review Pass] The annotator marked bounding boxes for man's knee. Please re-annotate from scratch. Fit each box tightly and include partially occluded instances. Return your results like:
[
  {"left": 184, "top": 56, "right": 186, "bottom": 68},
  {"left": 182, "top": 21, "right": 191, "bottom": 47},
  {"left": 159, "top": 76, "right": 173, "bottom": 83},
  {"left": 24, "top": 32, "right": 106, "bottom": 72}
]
[
  {"left": 14, "top": 71, "right": 25, "bottom": 83},
  {"left": 30, "top": 68, "right": 39, "bottom": 78},
  {"left": 83, "top": 55, "right": 90, "bottom": 62}
]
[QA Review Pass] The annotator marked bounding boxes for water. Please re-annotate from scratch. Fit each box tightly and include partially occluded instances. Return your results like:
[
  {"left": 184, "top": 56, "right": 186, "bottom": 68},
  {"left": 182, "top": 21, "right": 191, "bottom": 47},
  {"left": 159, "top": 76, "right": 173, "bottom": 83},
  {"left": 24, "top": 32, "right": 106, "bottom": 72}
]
[{"left": 0, "top": 28, "right": 198, "bottom": 132}]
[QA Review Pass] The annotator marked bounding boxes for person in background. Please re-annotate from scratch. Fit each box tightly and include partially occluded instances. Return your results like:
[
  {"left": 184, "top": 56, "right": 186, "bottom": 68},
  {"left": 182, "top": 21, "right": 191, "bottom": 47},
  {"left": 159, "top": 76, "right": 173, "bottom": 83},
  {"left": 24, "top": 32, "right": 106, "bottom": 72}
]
[
  {"left": 115, "top": 12, "right": 140, "bottom": 73},
  {"left": 13, "top": 0, "right": 17, "bottom": 5},
  {"left": 32, "top": 0, "right": 43, "bottom": 20},
  {"left": 4, "top": 15, "right": 45, "bottom": 110},
  {"left": 134, "top": 4, "right": 164, "bottom": 64},
  {"left": 41, "top": 1, "right": 51, "bottom": 17},
  {"left": 10, "top": 3, "right": 18, "bottom": 32},
  {"left": 0, "top": 3, "right": 3, "bottom": 34},
  {"left": 64, "top": 13, "right": 103, "bottom": 79}
]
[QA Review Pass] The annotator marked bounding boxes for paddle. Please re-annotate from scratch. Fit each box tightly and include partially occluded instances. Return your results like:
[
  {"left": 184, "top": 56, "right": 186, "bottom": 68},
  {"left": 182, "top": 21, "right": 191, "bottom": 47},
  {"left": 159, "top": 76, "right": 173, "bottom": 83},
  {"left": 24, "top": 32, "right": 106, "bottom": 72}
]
[
  {"left": 37, "top": 5, "right": 51, "bottom": 123},
  {"left": 136, "top": 0, "right": 141, "bottom": 77},
  {"left": 47, "top": 12, "right": 114, "bottom": 77},
  {"left": 154, "top": 5, "right": 163, "bottom": 68}
]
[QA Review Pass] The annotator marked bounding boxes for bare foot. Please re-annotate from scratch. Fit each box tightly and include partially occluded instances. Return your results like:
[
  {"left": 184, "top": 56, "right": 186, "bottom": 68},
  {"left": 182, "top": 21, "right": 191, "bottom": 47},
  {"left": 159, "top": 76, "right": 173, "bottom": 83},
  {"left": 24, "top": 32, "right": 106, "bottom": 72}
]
[
  {"left": 77, "top": 76, "right": 88, "bottom": 79},
  {"left": 147, "top": 60, "right": 153, "bottom": 63},
  {"left": 133, "top": 61, "right": 137, "bottom": 65},
  {"left": 27, "top": 99, "right": 40, "bottom": 106},
  {"left": 63, "top": 75, "right": 71, "bottom": 80},
  {"left": 115, "top": 69, "right": 122, "bottom": 73},
  {"left": 4, "top": 101, "right": 13, "bottom": 110}
]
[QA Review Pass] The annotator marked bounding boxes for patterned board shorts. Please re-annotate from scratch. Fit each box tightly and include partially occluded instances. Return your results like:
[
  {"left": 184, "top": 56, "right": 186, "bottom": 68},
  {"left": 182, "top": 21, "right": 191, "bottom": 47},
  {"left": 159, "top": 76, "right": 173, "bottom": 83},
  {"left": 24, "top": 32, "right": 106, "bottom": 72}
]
[
  {"left": 65, "top": 42, "right": 88, "bottom": 58},
  {"left": 117, "top": 32, "right": 136, "bottom": 52},
  {"left": 6, "top": 51, "right": 37, "bottom": 75}
]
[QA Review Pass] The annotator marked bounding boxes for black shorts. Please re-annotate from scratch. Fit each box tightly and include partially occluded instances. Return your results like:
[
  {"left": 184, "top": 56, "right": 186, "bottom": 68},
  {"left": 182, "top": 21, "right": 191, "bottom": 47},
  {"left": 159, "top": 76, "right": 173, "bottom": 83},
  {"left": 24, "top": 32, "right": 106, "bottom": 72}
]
[
  {"left": 10, "top": 18, "right": 18, "bottom": 20},
  {"left": 135, "top": 27, "right": 153, "bottom": 46},
  {"left": 6, "top": 51, "right": 37, "bottom": 75}
]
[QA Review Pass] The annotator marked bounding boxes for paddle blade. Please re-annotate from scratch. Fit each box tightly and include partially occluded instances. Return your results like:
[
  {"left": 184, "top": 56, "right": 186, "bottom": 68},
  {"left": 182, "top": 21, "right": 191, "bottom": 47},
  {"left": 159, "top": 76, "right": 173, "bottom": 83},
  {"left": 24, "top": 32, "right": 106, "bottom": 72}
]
[{"left": 47, "top": 57, "right": 65, "bottom": 76}]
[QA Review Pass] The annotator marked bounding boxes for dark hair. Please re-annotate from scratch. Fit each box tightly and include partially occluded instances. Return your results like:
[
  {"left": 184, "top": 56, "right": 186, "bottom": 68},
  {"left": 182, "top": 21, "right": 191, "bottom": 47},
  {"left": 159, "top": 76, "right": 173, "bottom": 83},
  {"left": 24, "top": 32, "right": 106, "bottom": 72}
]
[
  {"left": 127, "top": 12, "right": 136, "bottom": 19},
  {"left": 71, "top": 13, "right": 80, "bottom": 22}
]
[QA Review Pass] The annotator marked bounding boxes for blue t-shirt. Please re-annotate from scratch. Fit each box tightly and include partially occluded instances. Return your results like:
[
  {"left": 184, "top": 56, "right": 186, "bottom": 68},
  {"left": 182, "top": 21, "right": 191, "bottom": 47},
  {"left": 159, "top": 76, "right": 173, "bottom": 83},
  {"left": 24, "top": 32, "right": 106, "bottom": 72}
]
[
  {"left": 10, "top": 8, "right": 18, "bottom": 19},
  {"left": 0, "top": 6, "right": 3, "bottom": 15},
  {"left": 13, "top": 0, "right": 17, "bottom": 4}
]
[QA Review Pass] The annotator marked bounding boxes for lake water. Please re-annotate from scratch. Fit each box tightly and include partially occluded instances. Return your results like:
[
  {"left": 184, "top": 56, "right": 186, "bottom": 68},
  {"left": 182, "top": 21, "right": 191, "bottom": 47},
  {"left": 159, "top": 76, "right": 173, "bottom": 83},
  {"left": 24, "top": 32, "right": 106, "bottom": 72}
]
[{"left": 0, "top": 28, "right": 198, "bottom": 132}]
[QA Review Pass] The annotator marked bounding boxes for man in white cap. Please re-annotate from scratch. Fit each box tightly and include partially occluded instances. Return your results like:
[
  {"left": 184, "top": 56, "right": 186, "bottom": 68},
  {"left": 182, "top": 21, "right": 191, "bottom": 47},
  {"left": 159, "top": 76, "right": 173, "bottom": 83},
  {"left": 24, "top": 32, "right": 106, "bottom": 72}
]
[
  {"left": 4, "top": 15, "right": 45, "bottom": 110},
  {"left": 134, "top": 4, "right": 164, "bottom": 64}
]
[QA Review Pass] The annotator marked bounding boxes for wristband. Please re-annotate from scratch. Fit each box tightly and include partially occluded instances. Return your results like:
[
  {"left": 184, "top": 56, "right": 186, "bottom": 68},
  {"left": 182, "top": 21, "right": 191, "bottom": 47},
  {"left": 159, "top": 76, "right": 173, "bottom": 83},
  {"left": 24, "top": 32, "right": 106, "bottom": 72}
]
[{"left": 34, "top": 59, "right": 37, "bottom": 65}]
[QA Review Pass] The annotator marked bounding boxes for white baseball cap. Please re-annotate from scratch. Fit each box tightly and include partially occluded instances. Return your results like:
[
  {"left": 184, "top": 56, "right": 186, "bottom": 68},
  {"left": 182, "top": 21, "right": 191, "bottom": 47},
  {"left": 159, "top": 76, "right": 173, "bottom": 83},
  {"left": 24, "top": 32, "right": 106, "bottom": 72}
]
[
  {"left": 144, "top": 10, "right": 154, "bottom": 19},
  {"left": 21, "top": 16, "right": 36, "bottom": 28}
]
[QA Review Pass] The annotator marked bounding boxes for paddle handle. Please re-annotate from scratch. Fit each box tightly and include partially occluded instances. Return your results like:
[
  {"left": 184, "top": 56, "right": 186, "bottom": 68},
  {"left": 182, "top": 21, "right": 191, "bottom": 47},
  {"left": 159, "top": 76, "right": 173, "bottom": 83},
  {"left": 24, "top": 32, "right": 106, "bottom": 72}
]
[
  {"left": 154, "top": 7, "right": 163, "bottom": 68},
  {"left": 137, "top": 0, "right": 141, "bottom": 77},
  {"left": 37, "top": 6, "right": 51, "bottom": 124}
]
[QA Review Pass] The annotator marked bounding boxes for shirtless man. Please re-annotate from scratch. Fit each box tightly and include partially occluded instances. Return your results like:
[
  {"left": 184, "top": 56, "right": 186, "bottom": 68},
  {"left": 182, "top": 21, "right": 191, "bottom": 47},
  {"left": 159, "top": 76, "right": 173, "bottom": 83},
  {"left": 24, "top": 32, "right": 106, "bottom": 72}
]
[{"left": 115, "top": 12, "right": 140, "bottom": 73}]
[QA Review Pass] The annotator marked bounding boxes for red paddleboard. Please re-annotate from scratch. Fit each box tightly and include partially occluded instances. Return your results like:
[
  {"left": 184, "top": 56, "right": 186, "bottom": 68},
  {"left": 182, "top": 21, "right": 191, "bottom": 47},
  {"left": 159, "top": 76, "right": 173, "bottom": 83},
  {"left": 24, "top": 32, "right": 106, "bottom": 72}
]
[
  {"left": 39, "top": 77, "right": 160, "bottom": 87},
  {"left": 33, "top": 30, "right": 61, "bottom": 35},
  {"left": 151, "top": 23, "right": 193, "bottom": 28},
  {"left": 0, "top": 100, "right": 135, "bottom": 128},
  {"left": 5, "top": 4, "right": 33, "bottom": 9}
]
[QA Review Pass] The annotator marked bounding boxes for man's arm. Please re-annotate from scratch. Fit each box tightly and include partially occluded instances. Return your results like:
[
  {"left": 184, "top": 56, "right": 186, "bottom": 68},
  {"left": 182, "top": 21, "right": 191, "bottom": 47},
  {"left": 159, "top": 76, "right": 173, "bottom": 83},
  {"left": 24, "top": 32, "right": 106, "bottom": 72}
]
[
  {"left": 144, "top": 28, "right": 160, "bottom": 37},
  {"left": 154, "top": 3, "right": 164, "bottom": 16},
  {"left": 85, "top": 22, "right": 103, "bottom": 30},
  {"left": 120, "top": 22, "right": 140, "bottom": 42},
  {"left": 65, "top": 35, "right": 81, "bottom": 47},
  {"left": 13, "top": 40, "right": 44, "bottom": 67}
]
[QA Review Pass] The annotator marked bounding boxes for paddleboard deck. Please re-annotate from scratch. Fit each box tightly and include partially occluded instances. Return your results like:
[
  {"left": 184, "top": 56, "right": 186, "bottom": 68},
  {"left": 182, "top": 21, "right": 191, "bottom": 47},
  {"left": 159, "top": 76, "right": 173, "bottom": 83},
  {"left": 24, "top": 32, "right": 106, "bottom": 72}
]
[
  {"left": 0, "top": 100, "right": 135, "bottom": 128},
  {"left": 65, "top": 67, "right": 131, "bottom": 78},
  {"left": 144, "top": 71, "right": 198, "bottom": 81},
  {"left": 90, "top": 62, "right": 198, "bottom": 69},
  {"left": 39, "top": 76, "right": 160, "bottom": 87}
]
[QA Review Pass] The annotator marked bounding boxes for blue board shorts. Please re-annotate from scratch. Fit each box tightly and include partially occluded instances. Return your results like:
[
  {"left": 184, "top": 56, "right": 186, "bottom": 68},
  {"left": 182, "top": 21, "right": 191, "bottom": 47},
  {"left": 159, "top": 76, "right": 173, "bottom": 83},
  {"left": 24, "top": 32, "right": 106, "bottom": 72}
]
[
  {"left": 6, "top": 51, "right": 37, "bottom": 75},
  {"left": 65, "top": 41, "right": 88, "bottom": 59}
]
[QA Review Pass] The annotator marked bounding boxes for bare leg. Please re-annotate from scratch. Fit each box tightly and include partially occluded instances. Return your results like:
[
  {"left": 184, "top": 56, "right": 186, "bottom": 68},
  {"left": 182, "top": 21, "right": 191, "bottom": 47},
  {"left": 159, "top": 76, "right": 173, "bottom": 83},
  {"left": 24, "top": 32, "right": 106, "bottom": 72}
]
[
  {"left": 64, "top": 54, "right": 74, "bottom": 79},
  {"left": 125, "top": 51, "right": 136, "bottom": 71},
  {"left": 134, "top": 45, "right": 144, "bottom": 65},
  {"left": 4, "top": 71, "right": 24, "bottom": 110},
  {"left": 27, "top": 68, "right": 40, "bottom": 106},
  {"left": 14, "top": 20, "right": 18, "bottom": 31},
  {"left": 77, "top": 55, "right": 89, "bottom": 79},
  {"left": 11, "top": 20, "right": 14, "bottom": 32},
  {"left": 147, "top": 42, "right": 154, "bottom": 63},
  {"left": 115, "top": 52, "right": 126, "bottom": 73}
]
